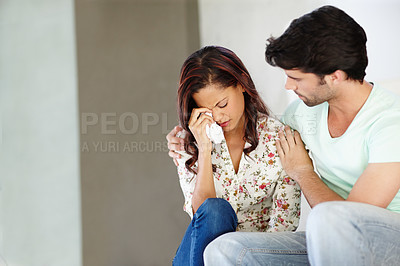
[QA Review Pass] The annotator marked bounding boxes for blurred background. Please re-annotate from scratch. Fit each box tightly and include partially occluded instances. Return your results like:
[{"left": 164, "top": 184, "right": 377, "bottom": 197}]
[{"left": 0, "top": 0, "right": 399, "bottom": 265}]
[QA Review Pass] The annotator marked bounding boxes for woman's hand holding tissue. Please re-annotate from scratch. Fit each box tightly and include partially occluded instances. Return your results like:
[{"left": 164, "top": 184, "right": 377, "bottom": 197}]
[
  {"left": 188, "top": 108, "right": 214, "bottom": 153},
  {"left": 204, "top": 112, "right": 224, "bottom": 144}
]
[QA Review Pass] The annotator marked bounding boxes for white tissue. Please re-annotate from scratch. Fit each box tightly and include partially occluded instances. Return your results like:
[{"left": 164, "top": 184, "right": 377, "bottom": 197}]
[{"left": 204, "top": 112, "right": 224, "bottom": 144}]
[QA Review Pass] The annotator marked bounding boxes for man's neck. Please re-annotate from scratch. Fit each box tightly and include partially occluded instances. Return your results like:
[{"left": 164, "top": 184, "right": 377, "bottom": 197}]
[{"left": 327, "top": 80, "right": 373, "bottom": 138}]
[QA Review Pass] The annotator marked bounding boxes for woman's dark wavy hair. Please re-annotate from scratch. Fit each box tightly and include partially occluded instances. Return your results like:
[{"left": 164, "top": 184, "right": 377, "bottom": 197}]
[
  {"left": 177, "top": 46, "right": 269, "bottom": 174},
  {"left": 265, "top": 5, "right": 368, "bottom": 83}
]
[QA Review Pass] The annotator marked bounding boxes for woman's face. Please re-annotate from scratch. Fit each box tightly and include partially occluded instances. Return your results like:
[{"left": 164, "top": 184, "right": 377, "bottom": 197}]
[{"left": 192, "top": 83, "right": 246, "bottom": 135}]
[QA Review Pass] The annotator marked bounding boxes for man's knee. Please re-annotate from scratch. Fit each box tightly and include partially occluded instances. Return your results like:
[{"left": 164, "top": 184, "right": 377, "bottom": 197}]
[
  {"left": 306, "top": 201, "right": 360, "bottom": 240},
  {"left": 308, "top": 201, "right": 350, "bottom": 227},
  {"left": 203, "top": 235, "right": 223, "bottom": 263},
  {"left": 204, "top": 232, "right": 241, "bottom": 265}
]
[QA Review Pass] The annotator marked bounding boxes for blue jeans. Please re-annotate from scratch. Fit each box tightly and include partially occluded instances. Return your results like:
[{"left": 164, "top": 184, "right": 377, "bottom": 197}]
[
  {"left": 173, "top": 198, "right": 238, "bottom": 266},
  {"left": 204, "top": 201, "right": 400, "bottom": 266}
]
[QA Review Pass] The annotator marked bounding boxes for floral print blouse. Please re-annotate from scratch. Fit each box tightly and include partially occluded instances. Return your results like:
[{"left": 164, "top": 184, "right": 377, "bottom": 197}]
[{"left": 176, "top": 115, "right": 301, "bottom": 232}]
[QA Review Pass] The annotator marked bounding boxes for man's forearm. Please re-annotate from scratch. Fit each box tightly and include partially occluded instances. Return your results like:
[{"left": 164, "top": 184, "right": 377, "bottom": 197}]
[{"left": 297, "top": 171, "right": 344, "bottom": 208}]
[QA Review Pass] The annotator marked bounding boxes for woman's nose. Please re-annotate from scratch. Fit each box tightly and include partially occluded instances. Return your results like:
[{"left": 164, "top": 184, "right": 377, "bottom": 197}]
[{"left": 211, "top": 109, "right": 223, "bottom": 123}]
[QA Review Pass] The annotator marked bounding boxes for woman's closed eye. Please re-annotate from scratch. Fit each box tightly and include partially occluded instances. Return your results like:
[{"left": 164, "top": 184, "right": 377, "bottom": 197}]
[{"left": 218, "top": 102, "right": 228, "bottom": 108}]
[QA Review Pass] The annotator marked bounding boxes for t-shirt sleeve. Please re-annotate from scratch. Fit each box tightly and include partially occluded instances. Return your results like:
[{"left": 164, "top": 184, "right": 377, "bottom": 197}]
[
  {"left": 368, "top": 112, "right": 400, "bottom": 163},
  {"left": 281, "top": 100, "right": 302, "bottom": 131}
]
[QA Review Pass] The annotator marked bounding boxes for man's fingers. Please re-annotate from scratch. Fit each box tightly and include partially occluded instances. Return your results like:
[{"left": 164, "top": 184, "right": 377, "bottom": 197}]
[
  {"left": 294, "top": 131, "right": 303, "bottom": 145},
  {"left": 168, "top": 142, "right": 184, "bottom": 152},
  {"left": 276, "top": 139, "right": 285, "bottom": 158},
  {"left": 284, "top": 126, "right": 296, "bottom": 146},
  {"left": 278, "top": 130, "right": 290, "bottom": 152},
  {"left": 166, "top": 125, "right": 181, "bottom": 141},
  {"left": 168, "top": 150, "right": 181, "bottom": 160},
  {"left": 166, "top": 125, "right": 185, "bottom": 166},
  {"left": 166, "top": 125, "right": 185, "bottom": 152},
  {"left": 167, "top": 136, "right": 184, "bottom": 151}
]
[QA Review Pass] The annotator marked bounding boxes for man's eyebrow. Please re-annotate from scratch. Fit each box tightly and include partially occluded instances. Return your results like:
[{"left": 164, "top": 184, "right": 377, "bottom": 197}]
[{"left": 287, "top": 74, "right": 300, "bottom": 80}]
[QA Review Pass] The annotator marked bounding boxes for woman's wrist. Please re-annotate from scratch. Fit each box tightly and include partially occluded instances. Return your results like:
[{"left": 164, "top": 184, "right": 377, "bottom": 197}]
[
  {"left": 198, "top": 148, "right": 212, "bottom": 160},
  {"left": 198, "top": 142, "right": 212, "bottom": 154}
]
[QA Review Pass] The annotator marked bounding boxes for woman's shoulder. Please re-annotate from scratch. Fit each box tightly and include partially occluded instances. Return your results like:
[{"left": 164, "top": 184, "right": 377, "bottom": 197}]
[{"left": 256, "top": 114, "right": 284, "bottom": 135}]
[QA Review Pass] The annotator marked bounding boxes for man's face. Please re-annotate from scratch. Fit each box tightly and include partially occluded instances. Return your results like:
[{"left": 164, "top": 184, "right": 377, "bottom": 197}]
[{"left": 284, "top": 69, "right": 335, "bottom": 107}]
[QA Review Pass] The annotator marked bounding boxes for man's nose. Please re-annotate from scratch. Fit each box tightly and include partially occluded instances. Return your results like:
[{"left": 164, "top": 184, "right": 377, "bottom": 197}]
[{"left": 285, "top": 77, "right": 296, "bottom": 91}]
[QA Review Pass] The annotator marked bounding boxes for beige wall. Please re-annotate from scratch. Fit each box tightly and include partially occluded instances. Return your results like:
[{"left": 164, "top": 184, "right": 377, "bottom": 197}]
[
  {"left": 0, "top": 0, "right": 81, "bottom": 265},
  {"left": 76, "top": 0, "right": 199, "bottom": 265}
]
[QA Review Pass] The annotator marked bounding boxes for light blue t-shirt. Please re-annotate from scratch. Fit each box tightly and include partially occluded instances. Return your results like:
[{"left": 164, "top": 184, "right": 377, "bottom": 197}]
[{"left": 282, "top": 84, "right": 400, "bottom": 213}]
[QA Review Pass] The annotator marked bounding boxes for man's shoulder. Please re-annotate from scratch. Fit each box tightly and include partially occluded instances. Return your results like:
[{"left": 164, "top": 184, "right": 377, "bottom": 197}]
[
  {"left": 371, "top": 84, "right": 400, "bottom": 110},
  {"left": 283, "top": 99, "right": 325, "bottom": 117},
  {"left": 283, "top": 99, "right": 302, "bottom": 116},
  {"left": 363, "top": 85, "right": 400, "bottom": 163},
  {"left": 363, "top": 84, "right": 400, "bottom": 126},
  {"left": 281, "top": 100, "right": 326, "bottom": 132}
]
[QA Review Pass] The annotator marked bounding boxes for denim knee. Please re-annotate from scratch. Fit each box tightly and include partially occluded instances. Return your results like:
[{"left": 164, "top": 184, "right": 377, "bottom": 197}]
[
  {"left": 306, "top": 201, "right": 360, "bottom": 247},
  {"left": 194, "top": 198, "right": 238, "bottom": 232},
  {"left": 204, "top": 232, "right": 240, "bottom": 265},
  {"left": 307, "top": 202, "right": 400, "bottom": 266},
  {"left": 307, "top": 201, "right": 354, "bottom": 234}
]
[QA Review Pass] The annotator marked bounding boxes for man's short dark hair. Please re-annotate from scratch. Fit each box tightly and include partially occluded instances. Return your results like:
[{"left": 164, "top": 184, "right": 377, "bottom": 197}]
[{"left": 265, "top": 5, "right": 368, "bottom": 83}]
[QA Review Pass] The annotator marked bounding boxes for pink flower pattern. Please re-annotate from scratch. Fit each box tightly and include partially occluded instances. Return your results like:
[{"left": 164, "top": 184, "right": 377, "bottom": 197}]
[{"left": 176, "top": 116, "right": 301, "bottom": 232}]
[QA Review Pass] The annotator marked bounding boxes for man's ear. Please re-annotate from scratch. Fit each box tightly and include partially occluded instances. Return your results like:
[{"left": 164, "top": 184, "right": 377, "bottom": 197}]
[{"left": 326, "top": 70, "right": 347, "bottom": 85}]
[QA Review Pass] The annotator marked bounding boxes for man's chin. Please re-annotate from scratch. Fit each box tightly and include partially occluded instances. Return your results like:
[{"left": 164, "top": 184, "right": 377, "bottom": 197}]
[
  {"left": 304, "top": 101, "right": 315, "bottom": 107},
  {"left": 303, "top": 100, "right": 325, "bottom": 107}
]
